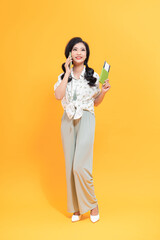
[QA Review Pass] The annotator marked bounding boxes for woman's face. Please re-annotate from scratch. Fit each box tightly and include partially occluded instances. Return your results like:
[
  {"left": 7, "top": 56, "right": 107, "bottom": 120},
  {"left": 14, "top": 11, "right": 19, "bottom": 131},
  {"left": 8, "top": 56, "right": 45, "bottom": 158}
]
[{"left": 71, "top": 42, "right": 87, "bottom": 65}]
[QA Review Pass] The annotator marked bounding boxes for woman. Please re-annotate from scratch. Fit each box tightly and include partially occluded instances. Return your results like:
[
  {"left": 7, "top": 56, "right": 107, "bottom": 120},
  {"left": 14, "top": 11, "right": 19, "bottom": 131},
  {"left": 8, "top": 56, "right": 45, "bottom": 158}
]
[{"left": 54, "top": 37, "right": 111, "bottom": 223}]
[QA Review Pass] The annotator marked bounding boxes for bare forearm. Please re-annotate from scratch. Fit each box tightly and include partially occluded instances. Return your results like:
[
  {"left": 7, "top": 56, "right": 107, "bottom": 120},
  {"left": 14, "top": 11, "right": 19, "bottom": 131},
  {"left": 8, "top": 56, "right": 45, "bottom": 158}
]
[
  {"left": 55, "top": 72, "right": 70, "bottom": 100},
  {"left": 94, "top": 91, "right": 106, "bottom": 106}
]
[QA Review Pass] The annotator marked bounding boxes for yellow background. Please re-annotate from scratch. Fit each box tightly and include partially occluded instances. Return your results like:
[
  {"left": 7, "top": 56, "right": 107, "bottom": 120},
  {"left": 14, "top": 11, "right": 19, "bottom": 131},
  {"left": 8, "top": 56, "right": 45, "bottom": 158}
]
[{"left": 1, "top": 0, "right": 160, "bottom": 239}]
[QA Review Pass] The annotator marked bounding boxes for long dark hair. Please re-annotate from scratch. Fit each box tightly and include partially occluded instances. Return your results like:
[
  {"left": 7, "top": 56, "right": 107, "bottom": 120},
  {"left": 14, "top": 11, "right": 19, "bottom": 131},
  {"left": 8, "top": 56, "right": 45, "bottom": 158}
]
[{"left": 60, "top": 37, "right": 97, "bottom": 87}]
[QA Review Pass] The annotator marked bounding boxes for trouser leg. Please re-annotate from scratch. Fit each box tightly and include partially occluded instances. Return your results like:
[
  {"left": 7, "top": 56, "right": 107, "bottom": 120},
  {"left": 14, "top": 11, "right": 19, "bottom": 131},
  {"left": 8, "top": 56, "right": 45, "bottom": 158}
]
[
  {"left": 73, "top": 110, "right": 98, "bottom": 215},
  {"left": 61, "top": 111, "right": 79, "bottom": 213}
]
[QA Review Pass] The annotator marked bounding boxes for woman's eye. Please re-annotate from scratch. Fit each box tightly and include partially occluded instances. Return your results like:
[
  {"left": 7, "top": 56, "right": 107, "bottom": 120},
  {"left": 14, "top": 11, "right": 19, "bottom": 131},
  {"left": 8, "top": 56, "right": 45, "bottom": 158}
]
[{"left": 73, "top": 49, "right": 85, "bottom": 51}]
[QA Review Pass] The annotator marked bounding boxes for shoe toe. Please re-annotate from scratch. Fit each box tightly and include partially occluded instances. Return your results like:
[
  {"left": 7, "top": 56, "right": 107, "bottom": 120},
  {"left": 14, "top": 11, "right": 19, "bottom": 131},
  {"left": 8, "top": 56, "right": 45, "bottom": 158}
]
[
  {"left": 90, "top": 214, "right": 100, "bottom": 223},
  {"left": 72, "top": 214, "right": 81, "bottom": 222}
]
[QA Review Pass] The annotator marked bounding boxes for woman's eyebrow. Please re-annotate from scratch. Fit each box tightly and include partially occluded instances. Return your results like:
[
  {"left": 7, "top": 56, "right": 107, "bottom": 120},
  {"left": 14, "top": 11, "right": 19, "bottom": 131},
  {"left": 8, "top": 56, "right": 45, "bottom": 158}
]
[{"left": 73, "top": 47, "right": 85, "bottom": 49}]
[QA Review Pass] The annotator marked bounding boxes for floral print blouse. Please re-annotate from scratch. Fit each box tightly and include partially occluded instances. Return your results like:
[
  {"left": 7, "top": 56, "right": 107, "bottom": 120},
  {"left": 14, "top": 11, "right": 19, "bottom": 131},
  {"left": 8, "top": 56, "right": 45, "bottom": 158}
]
[{"left": 54, "top": 66, "right": 101, "bottom": 120}]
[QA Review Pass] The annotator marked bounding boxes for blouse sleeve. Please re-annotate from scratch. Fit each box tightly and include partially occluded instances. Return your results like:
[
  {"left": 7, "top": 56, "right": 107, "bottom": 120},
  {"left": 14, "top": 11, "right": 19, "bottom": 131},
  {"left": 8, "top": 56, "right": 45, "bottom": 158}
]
[
  {"left": 54, "top": 73, "right": 63, "bottom": 93},
  {"left": 93, "top": 72, "right": 101, "bottom": 99}
]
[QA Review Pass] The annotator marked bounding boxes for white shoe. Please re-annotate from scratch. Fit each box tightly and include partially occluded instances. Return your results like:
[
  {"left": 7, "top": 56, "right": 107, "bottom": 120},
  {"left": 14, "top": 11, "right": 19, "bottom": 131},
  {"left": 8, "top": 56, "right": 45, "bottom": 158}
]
[
  {"left": 72, "top": 214, "right": 81, "bottom": 222},
  {"left": 90, "top": 213, "right": 100, "bottom": 223}
]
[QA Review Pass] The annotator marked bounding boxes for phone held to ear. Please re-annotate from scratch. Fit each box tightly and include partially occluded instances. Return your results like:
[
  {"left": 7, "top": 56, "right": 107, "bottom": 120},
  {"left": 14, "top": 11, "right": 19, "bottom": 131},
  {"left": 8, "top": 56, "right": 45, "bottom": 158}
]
[{"left": 69, "top": 52, "right": 72, "bottom": 69}]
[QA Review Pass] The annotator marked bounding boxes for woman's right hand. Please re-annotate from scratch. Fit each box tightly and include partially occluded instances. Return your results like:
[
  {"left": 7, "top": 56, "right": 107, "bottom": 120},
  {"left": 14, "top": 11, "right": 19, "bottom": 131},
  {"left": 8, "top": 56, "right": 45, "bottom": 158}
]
[{"left": 64, "top": 55, "right": 72, "bottom": 75}]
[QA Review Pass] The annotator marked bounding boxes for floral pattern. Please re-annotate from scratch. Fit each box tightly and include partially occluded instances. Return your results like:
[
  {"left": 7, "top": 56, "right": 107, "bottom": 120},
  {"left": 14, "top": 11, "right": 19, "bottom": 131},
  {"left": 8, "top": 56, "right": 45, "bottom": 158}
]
[{"left": 54, "top": 66, "right": 101, "bottom": 119}]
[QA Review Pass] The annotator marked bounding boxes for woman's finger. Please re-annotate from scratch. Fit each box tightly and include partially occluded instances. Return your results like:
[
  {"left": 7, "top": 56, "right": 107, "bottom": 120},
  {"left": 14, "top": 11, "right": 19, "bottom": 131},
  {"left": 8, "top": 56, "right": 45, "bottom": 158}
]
[{"left": 103, "top": 85, "right": 110, "bottom": 89}]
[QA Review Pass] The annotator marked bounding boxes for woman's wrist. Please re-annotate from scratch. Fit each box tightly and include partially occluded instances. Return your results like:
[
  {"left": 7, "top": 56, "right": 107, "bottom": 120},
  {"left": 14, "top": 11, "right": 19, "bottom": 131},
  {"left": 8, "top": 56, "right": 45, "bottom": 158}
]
[
  {"left": 100, "top": 90, "right": 106, "bottom": 96},
  {"left": 65, "top": 72, "right": 70, "bottom": 78}
]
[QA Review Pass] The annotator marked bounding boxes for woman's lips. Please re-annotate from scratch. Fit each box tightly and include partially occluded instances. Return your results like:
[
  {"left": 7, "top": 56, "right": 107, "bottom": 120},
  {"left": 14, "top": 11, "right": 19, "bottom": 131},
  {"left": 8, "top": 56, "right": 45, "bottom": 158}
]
[{"left": 76, "top": 57, "right": 82, "bottom": 59}]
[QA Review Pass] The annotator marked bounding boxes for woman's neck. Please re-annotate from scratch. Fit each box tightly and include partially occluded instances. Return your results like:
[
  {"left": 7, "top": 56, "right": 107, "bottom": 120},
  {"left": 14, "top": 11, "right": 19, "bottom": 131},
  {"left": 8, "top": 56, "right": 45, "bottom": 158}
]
[{"left": 73, "top": 64, "right": 84, "bottom": 74}]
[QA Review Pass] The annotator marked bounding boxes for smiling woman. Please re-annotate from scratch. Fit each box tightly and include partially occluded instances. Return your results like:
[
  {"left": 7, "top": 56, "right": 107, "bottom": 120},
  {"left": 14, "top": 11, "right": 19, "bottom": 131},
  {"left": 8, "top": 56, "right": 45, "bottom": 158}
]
[{"left": 54, "top": 37, "right": 111, "bottom": 223}]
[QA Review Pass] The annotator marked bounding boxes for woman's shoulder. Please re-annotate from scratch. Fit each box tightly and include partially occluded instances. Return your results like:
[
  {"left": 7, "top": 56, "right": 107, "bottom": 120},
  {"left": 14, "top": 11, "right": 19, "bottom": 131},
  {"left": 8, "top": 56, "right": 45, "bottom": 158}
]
[
  {"left": 54, "top": 72, "right": 64, "bottom": 91},
  {"left": 93, "top": 71, "right": 99, "bottom": 79},
  {"left": 93, "top": 71, "right": 99, "bottom": 85}
]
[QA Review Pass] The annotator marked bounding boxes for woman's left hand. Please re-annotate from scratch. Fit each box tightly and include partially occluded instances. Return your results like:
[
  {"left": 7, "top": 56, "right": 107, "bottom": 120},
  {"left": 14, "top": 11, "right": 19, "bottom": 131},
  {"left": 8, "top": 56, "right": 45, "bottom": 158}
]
[{"left": 101, "top": 79, "right": 111, "bottom": 94}]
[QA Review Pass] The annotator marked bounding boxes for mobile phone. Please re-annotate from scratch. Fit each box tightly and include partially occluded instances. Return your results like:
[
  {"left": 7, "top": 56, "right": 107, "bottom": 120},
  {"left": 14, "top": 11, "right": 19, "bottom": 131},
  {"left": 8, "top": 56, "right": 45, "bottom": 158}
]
[{"left": 69, "top": 51, "right": 72, "bottom": 69}]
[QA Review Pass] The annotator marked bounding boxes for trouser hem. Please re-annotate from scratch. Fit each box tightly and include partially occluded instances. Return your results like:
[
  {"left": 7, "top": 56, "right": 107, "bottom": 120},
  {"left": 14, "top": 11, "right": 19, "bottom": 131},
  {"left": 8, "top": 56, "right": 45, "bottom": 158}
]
[
  {"left": 67, "top": 202, "right": 98, "bottom": 215},
  {"left": 80, "top": 202, "right": 98, "bottom": 215}
]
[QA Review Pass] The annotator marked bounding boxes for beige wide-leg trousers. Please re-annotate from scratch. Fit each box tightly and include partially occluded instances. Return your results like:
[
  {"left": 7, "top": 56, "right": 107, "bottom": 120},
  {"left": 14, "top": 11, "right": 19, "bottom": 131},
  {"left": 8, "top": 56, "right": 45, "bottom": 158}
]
[{"left": 61, "top": 110, "right": 98, "bottom": 215}]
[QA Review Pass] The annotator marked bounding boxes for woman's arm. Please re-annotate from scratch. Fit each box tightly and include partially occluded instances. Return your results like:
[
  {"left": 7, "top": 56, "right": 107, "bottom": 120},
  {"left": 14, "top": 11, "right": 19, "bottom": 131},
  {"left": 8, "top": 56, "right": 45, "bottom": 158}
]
[
  {"left": 55, "top": 55, "right": 72, "bottom": 100},
  {"left": 94, "top": 91, "right": 105, "bottom": 106},
  {"left": 94, "top": 79, "right": 111, "bottom": 106}
]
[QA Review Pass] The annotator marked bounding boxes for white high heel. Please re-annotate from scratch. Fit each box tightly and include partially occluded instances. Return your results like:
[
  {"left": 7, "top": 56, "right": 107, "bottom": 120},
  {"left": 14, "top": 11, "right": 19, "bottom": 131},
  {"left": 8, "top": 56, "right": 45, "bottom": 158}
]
[
  {"left": 72, "top": 214, "right": 81, "bottom": 222},
  {"left": 90, "top": 213, "right": 100, "bottom": 223}
]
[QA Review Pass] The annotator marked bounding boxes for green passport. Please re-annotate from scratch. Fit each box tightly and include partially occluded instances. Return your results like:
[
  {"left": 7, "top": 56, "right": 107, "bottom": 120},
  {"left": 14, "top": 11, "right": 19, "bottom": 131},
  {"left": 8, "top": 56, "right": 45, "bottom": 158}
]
[{"left": 99, "top": 61, "right": 111, "bottom": 84}]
